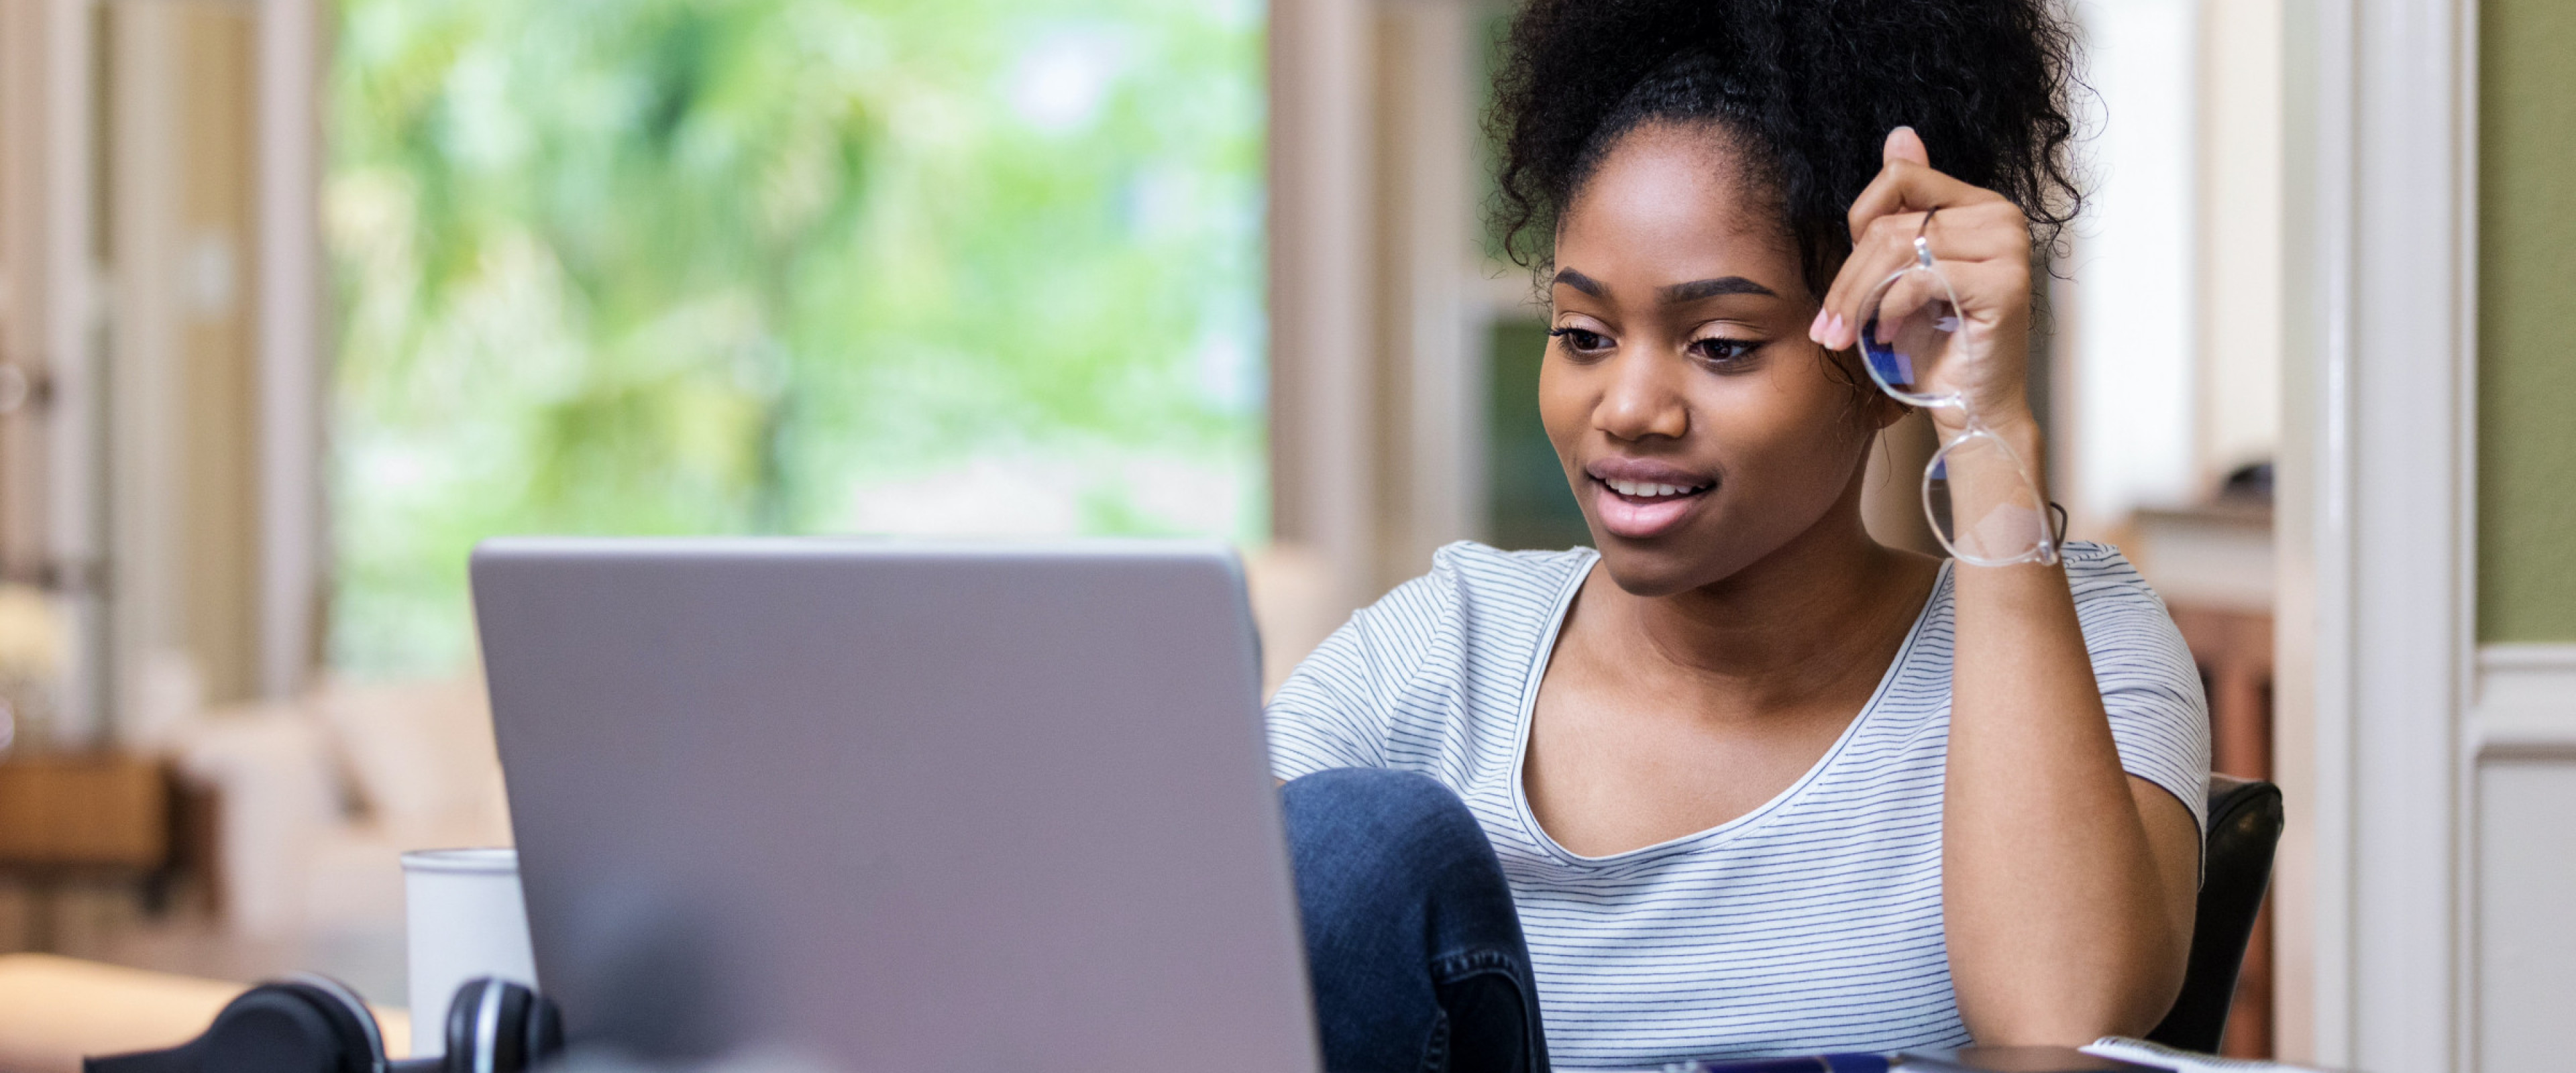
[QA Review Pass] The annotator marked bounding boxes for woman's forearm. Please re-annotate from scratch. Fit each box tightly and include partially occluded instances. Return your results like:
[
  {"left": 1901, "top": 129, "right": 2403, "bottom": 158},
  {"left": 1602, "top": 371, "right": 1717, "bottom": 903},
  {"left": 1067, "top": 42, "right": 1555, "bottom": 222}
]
[
  {"left": 1940, "top": 420, "right": 2196, "bottom": 1044},
  {"left": 1806, "top": 131, "right": 2200, "bottom": 1041}
]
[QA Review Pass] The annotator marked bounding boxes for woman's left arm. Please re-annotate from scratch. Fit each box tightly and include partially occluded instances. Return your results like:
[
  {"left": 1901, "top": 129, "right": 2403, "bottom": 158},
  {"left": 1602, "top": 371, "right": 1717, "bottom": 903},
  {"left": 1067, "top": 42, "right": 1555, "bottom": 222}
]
[{"left": 1812, "top": 128, "right": 2202, "bottom": 1045}]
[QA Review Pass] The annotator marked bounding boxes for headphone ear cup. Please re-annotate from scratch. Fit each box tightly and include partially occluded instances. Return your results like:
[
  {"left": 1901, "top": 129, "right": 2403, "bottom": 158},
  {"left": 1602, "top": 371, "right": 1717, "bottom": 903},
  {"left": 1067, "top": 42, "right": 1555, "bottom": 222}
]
[
  {"left": 521, "top": 989, "right": 564, "bottom": 1070},
  {"left": 441, "top": 978, "right": 485, "bottom": 1071},
  {"left": 439, "top": 977, "right": 564, "bottom": 1073},
  {"left": 491, "top": 984, "right": 535, "bottom": 1073},
  {"left": 274, "top": 977, "right": 386, "bottom": 1073},
  {"left": 86, "top": 976, "right": 384, "bottom": 1073},
  {"left": 213, "top": 981, "right": 381, "bottom": 1073}
]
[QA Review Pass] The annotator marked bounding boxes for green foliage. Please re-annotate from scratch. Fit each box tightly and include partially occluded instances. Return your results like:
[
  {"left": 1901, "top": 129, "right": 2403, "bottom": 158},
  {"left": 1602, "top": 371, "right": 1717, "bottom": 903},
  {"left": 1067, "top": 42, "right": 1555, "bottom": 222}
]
[{"left": 329, "top": 0, "right": 1267, "bottom": 676}]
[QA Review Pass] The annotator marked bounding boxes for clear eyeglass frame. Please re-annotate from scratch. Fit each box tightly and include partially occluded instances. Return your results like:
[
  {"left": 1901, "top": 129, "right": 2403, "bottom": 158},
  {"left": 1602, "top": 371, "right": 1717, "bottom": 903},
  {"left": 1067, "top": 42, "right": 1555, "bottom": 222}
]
[{"left": 1853, "top": 219, "right": 2059, "bottom": 567}]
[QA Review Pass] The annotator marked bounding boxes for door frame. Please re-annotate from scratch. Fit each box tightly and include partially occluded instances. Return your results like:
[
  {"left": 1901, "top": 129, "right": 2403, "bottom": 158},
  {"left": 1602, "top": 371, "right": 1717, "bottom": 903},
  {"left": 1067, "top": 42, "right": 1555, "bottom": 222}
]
[{"left": 2277, "top": 0, "right": 2479, "bottom": 1066}]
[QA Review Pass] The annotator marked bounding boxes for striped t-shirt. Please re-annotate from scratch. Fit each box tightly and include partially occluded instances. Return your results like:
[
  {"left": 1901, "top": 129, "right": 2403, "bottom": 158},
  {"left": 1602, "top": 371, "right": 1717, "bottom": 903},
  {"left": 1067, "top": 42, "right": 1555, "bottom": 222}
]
[{"left": 1264, "top": 541, "right": 2210, "bottom": 1069}]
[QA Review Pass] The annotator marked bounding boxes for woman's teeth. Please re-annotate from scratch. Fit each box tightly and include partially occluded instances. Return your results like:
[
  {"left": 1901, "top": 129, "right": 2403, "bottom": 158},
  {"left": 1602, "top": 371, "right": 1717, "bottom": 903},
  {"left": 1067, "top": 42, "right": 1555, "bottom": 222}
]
[{"left": 1603, "top": 477, "right": 1708, "bottom": 498}]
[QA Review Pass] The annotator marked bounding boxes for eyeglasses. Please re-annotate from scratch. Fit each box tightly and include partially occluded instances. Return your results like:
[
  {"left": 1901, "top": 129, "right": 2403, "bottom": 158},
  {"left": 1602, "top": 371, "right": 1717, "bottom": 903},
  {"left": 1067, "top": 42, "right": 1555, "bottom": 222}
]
[{"left": 1853, "top": 213, "right": 2059, "bottom": 567}]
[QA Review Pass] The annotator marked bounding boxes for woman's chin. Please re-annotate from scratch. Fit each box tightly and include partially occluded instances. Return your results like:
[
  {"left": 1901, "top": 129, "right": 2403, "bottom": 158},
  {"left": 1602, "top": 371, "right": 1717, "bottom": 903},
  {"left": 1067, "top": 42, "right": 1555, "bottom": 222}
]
[{"left": 1588, "top": 537, "right": 1733, "bottom": 599}]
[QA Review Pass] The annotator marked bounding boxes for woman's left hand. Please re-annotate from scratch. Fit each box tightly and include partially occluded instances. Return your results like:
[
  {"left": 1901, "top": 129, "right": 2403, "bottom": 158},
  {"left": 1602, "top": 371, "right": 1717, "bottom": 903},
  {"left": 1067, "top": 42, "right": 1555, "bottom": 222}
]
[{"left": 1808, "top": 127, "right": 2037, "bottom": 440}]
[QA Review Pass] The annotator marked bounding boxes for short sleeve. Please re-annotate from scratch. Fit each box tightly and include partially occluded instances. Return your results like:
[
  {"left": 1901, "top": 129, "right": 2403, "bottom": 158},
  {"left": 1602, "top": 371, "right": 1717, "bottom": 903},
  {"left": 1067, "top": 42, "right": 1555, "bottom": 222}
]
[
  {"left": 1262, "top": 559, "right": 1468, "bottom": 781},
  {"left": 1263, "top": 616, "right": 1387, "bottom": 778},
  {"left": 2064, "top": 543, "right": 2214, "bottom": 840}
]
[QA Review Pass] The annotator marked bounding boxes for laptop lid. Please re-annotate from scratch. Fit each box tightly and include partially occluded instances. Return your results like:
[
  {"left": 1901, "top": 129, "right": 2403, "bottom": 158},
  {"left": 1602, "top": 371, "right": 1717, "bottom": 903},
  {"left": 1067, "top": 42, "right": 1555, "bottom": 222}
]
[{"left": 472, "top": 538, "right": 1319, "bottom": 1072}]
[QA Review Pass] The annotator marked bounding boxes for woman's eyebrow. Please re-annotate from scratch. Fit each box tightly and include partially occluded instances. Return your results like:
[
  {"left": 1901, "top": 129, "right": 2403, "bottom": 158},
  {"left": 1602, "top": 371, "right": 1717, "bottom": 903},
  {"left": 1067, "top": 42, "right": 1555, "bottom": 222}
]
[
  {"left": 1660, "top": 276, "right": 1776, "bottom": 303},
  {"left": 1550, "top": 268, "right": 1607, "bottom": 297}
]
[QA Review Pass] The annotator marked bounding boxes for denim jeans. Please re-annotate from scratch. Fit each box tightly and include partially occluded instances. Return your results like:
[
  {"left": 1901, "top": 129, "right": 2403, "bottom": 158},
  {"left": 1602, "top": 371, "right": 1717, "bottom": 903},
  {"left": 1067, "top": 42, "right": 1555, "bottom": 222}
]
[{"left": 1281, "top": 768, "right": 1550, "bottom": 1073}]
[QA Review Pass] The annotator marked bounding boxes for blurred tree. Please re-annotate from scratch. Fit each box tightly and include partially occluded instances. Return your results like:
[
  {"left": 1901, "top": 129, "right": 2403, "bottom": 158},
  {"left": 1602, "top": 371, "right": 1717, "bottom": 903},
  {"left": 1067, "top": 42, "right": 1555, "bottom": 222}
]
[{"left": 329, "top": 0, "right": 1266, "bottom": 676}]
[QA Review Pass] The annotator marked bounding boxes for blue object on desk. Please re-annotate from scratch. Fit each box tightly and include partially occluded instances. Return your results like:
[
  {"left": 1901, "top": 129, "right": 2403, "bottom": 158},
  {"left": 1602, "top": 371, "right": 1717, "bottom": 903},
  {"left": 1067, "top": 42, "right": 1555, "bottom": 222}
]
[{"left": 1662, "top": 1056, "right": 1891, "bottom": 1073}]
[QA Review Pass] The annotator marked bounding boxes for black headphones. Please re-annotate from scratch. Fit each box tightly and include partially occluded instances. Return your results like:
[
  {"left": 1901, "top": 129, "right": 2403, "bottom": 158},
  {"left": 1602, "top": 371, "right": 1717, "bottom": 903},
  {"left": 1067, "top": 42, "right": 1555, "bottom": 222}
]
[{"left": 85, "top": 974, "right": 564, "bottom": 1073}]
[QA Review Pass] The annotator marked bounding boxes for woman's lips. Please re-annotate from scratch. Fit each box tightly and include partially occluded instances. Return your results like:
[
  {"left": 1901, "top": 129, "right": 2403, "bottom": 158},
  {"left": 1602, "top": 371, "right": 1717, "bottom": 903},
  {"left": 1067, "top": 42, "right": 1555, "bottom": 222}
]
[{"left": 1589, "top": 475, "right": 1712, "bottom": 540}]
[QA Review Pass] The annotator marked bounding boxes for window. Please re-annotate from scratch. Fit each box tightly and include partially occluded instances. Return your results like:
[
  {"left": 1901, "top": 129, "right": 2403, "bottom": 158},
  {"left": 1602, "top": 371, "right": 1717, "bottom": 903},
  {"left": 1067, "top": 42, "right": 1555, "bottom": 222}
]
[{"left": 327, "top": 0, "right": 1267, "bottom": 676}]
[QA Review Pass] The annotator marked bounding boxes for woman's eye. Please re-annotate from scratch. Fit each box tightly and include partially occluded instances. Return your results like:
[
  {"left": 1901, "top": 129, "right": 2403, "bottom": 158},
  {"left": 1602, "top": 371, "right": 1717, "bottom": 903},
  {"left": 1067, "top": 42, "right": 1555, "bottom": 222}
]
[
  {"left": 1689, "top": 337, "right": 1761, "bottom": 366},
  {"left": 1548, "top": 327, "right": 1612, "bottom": 355}
]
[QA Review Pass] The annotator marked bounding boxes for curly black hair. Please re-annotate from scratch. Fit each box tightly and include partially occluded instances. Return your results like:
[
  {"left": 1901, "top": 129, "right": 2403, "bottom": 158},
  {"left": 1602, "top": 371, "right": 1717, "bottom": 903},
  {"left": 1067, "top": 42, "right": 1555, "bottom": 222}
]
[{"left": 1487, "top": 0, "right": 2085, "bottom": 299}]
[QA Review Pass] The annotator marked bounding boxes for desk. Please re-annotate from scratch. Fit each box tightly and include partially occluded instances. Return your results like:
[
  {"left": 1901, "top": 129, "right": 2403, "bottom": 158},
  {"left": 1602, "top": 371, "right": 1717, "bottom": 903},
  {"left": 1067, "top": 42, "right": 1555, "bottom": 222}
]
[
  {"left": 0, "top": 954, "right": 411, "bottom": 1073},
  {"left": 0, "top": 755, "right": 177, "bottom": 950}
]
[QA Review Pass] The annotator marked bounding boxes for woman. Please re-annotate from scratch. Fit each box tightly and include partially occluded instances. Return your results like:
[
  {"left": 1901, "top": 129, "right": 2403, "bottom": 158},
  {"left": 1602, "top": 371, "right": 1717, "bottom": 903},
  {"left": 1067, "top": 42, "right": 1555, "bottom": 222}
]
[{"left": 1264, "top": 1, "right": 2210, "bottom": 1070}]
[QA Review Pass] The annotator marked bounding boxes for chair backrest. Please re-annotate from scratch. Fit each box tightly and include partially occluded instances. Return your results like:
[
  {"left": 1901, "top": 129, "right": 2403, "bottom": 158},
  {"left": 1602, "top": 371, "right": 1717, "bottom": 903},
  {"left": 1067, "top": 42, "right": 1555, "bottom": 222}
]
[{"left": 2146, "top": 775, "right": 2284, "bottom": 1053}]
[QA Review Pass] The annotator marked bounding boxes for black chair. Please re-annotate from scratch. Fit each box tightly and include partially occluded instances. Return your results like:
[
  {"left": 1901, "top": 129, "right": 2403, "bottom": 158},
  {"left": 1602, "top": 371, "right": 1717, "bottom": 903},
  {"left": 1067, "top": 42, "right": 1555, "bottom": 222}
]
[{"left": 2145, "top": 775, "right": 2285, "bottom": 1053}]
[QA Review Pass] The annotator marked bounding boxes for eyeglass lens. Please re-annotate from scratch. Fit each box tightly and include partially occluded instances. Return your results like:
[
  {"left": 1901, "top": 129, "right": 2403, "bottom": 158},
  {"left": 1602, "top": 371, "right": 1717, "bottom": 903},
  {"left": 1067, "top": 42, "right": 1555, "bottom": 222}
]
[
  {"left": 1858, "top": 264, "right": 1964, "bottom": 407},
  {"left": 1860, "top": 262, "right": 2053, "bottom": 565},
  {"left": 1925, "top": 431, "right": 2053, "bottom": 564}
]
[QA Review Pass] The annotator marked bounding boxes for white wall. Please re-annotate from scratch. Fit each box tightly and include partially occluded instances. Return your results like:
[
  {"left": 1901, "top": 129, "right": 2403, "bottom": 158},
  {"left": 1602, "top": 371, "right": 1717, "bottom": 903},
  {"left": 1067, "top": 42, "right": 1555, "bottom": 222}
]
[
  {"left": 2196, "top": 0, "right": 2287, "bottom": 483},
  {"left": 2063, "top": 0, "right": 2202, "bottom": 530}
]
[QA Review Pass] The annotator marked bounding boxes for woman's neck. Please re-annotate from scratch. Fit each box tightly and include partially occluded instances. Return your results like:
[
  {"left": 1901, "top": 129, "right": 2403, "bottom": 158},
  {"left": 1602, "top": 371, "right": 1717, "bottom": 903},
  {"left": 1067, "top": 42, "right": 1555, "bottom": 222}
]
[{"left": 1591, "top": 504, "right": 1939, "bottom": 716}]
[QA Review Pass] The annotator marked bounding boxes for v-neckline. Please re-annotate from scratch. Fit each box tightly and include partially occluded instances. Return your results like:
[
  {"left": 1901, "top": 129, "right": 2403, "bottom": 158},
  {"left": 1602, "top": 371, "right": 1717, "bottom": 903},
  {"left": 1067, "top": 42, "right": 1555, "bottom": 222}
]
[{"left": 1503, "top": 553, "right": 1952, "bottom": 866}]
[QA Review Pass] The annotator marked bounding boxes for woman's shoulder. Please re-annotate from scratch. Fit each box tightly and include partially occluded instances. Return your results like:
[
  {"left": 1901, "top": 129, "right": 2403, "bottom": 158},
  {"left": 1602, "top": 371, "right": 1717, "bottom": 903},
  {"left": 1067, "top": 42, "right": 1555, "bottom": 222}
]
[
  {"left": 2053, "top": 540, "right": 2171, "bottom": 612},
  {"left": 1425, "top": 540, "right": 1597, "bottom": 593},
  {"left": 2044, "top": 541, "right": 2202, "bottom": 714},
  {"left": 1348, "top": 541, "right": 1593, "bottom": 646},
  {"left": 1264, "top": 542, "right": 1588, "bottom": 776}
]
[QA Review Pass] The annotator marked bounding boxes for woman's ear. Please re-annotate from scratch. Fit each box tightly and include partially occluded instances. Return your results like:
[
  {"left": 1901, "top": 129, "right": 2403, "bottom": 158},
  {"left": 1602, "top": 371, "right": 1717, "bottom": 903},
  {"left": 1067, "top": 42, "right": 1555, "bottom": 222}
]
[
  {"left": 1868, "top": 392, "right": 1913, "bottom": 431},
  {"left": 1813, "top": 337, "right": 1900, "bottom": 428}
]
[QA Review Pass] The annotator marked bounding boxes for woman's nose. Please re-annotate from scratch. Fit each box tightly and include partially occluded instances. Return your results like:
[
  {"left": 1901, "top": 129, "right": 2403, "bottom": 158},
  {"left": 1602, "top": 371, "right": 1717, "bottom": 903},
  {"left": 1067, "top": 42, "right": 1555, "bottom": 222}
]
[{"left": 1594, "top": 347, "right": 1689, "bottom": 442}]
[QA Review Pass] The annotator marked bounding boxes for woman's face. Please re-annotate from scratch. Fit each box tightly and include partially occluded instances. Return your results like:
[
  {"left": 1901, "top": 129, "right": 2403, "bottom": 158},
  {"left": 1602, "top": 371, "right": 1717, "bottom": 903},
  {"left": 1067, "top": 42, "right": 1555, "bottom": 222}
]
[{"left": 1542, "top": 123, "right": 1887, "bottom": 597}]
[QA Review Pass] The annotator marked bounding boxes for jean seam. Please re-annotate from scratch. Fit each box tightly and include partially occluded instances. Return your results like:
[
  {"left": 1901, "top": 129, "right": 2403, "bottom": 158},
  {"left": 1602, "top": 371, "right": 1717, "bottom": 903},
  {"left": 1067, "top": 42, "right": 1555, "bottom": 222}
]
[
  {"left": 1421, "top": 1007, "right": 1450, "bottom": 1073},
  {"left": 1430, "top": 949, "right": 1525, "bottom": 987},
  {"left": 1428, "top": 949, "right": 1546, "bottom": 1073}
]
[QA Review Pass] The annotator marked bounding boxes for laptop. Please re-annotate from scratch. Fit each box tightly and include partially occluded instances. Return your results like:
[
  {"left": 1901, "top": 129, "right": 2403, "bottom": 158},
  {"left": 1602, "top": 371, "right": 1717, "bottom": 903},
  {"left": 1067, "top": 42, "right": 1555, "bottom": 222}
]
[{"left": 471, "top": 537, "right": 1321, "bottom": 1073}]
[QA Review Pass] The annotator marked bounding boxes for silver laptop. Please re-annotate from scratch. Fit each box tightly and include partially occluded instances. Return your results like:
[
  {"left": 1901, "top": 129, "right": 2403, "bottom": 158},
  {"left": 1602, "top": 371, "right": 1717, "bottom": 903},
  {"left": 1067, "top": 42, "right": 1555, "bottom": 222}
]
[{"left": 472, "top": 538, "right": 1320, "bottom": 1073}]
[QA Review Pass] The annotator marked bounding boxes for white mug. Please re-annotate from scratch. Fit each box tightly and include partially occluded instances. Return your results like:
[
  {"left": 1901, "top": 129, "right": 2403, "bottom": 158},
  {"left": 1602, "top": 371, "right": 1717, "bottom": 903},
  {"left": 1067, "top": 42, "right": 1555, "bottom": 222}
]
[{"left": 402, "top": 847, "right": 538, "bottom": 1057}]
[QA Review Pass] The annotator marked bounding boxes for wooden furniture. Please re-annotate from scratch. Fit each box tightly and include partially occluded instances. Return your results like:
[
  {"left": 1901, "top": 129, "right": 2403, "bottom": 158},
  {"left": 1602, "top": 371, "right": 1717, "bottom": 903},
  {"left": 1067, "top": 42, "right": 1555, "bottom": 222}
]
[
  {"left": 0, "top": 755, "right": 174, "bottom": 950},
  {"left": 0, "top": 954, "right": 410, "bottom": 1073},
  {"left": 2124, "top": 499, "right": 2278, "bottom": 1059}
]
